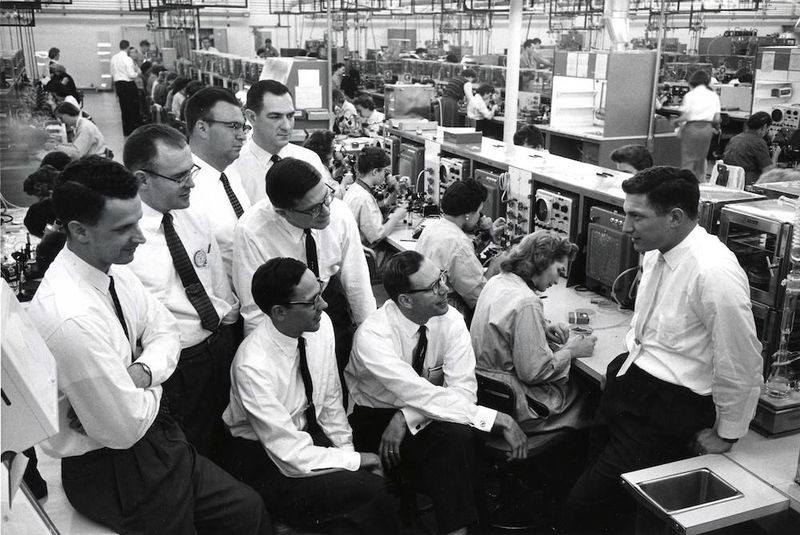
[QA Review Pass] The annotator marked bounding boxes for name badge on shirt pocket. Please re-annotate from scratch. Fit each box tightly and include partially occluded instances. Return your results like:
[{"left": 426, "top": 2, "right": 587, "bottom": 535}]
[
  {"left": 426, "top": 365, "right": 444, "bottom": 386},
  {"left": 193, "top": 248, "right": 209, "bottom": 268}
]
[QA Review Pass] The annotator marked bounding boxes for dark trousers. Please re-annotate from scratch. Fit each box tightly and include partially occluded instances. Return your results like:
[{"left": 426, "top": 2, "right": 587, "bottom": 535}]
[
  {"left": 61, "top": 413, "right": 270, "bottom": 535},
  {"left": 114, "top": 80, "right": 140, "bottom": 136},
  {"left": 227, "top": 436, "right": 399, "bottom": 534},
  {"left": 440, "top": 96, "right": 462, "bottom": 127},
  {"left": 163, "top": 323, "right": 237, "bottom": 464},
  {"left": 561, "top": 353, "right": 716, "bottom": 535},
  {"left": 350, "top": 405, "right": 485, "bottom": 534},
  {"left": 322, "top": 275, "right": 355, "bottom": 395}
]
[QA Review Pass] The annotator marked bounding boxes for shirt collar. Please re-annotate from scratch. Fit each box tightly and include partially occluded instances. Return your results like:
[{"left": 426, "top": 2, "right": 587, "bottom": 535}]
[
  {"left": 61, "top": 246, "right": 111, "bottom": 295},
  {"left": 139, "top": 200, "right": 166, "bottom": 232},
  {"left": 661, "top": 224, "right": 703, "bottom": 270},
  {"left": 192, "top": 153, "right": 218, "bottom": 173},
  {"left": 264, "top": 314, "right": 300, "bottom": 359},
  {"left": 438, "top": 217, "right": 463, "bottom": 234},
  {"left": 246, "top": 138, "right": 281, "bottom": 167},
  {"left": 384, "top": 299, "right": 426, "bottom": 338}
]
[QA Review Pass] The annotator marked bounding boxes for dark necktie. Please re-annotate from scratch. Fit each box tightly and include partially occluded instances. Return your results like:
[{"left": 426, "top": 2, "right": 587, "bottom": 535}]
[
  {"left": 219, "top": 172, "right": 244, "bottom": 219},
  {"left": 411, "top": 326, "right": 428, "bottom": 376},
  {"left": 265, "top": 153, "right": 281, "bottom": 183},
  {"left": 304, "top": 228, "right": 319, "bottom": 277},
  {"left": 108, "top": 275, "right": 130, "bottom": 341},
  {"left": 298, "top": 337, "right": 333, "bottom": 447},
  {"left": 162, "top": 212, "right": 220, "bottom": 332}
]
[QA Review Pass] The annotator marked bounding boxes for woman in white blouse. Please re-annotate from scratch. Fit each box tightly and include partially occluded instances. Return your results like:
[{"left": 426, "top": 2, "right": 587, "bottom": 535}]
[
  {"left": 674, "top": 70, "right": 721, "bottom": 181},
  {"left": 53, "top": 101, "right": 109, "bottom": 159},
  {"left": 470, "top": 231, "right": 596, "bottom": 432}
]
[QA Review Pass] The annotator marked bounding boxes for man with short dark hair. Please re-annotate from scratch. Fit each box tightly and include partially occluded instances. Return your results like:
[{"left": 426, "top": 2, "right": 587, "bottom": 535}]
[
  {"left": 610, "top": 144, "right": 654, "bottom": 173},
  {"left": 346, "top": 250, "right": 528, "bottom": 535},
  {"left": 224, "top": 257, "right": 399, "bottom": 533},
  {"left": 185, "top": 87, "right": 252, "bottom": 283},
  {"left": 520, "top": 38, "right": 551, "bottom": 68},
  {"left": 264, "top": 38, "right": 279, "bottom": 57},
  {"left": 110, "top": 39, "right": 141, "bottom": 136},
  {"left": 233, "top": 157, "right": 375, "bottom": 377},
  {"left": 562, "top": 166, "right": 763, "bottom": 534},
  {"left": 723, "top": 110, "right": 779, "bottom": 185},
  {"left": 30, "top": 155, "right": 270, "bottom": 535},
  {"left": 230, "top": 80, "right": 331, "bottom": 204},
  {"left": 124, "top": 124, "right": 241, "bottom": 463}
]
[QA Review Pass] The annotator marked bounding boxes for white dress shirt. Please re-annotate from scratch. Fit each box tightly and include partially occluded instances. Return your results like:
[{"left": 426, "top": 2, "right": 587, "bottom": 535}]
[
  {"left": 416, "top": 218, "right": 485, "bottom": 310},
  {"left": 223, "top": 313, "right": 361, "bottom": 477},
  {"left": 680, "top": 85, "right": 721, "bottom": 123},
  {"left": 230, "top": 139, "right": 332, "bottom": 205},
  {"left": 57, "top": 117, "right": 108, "bottom": 159},
  {"left": 624, "top": 225, "right": 763, "bottom": 439},
  {"left": 110, "top": 50, "right": 138, "bottom": 82},
  {"left": 190, "top": 153, "right": 252, "bottom": 284},
  {"left": 361, "top": 110, "right": 385, "bottom": 137},
  {"left": 467, "top": 95, "right": 493, "bottom": 120},
  {"left": 127, "top": 202, "right": 239, "bottom": 348},
  {"left": 233, "top": 198, "right": 375, "bottom": 335},
  {"left": 346, "top": 300, "right": 497, "bottom": 435},
  {"left": 343, "top": 181, "right": 383, "bottom": 245},
  {"left": 30, "top": 247, "right": 181, "bottom": 458}
]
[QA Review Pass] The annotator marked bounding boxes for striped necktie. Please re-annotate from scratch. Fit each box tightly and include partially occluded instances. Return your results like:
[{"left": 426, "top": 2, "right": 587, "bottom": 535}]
[
  {"left": 219, "top": 172, "right": 244, "bottom": 218},
  {"left": 162, "top": 212, "right": 220, "bottom": 332}
]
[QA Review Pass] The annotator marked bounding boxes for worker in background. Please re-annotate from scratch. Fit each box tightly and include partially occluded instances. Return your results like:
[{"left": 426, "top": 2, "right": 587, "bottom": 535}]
[
  {"left": 223, "top": 258, "right": 400, "bottom": 534},
  {"left": 47, "top": 47, "right": 61, "bottom": 73},
  {"left": 353, "top": 95, "right": 385, "bottom": 137},
  {"left": 52, "top": 101, "right": 109, "bottom": 159},
  {"left": 513, "top": 124, "right": 545, "bottom": 150},
  {"left": 256, "top": 48, "right": 267, "bottom": 59},
  {"left": 331, "top": 62, "right": 346, "bottom": 90},
  {"left": 44, "top": 63, "right": 80, "bottom": 103},
  {"left": 124, "top": 124, "right": 240, "bottom": 465},
  {"left": 231, "top": 79, "right": 332, "bottom": 204},
  {"left": 109, "top": 39, "right": 141, "bottom": 136},
  {"left": 346, "top": 250, "right": 528, "bottom": 535},
  {"left": 29, "top": 155, "right": 270, "bottom": 535},
  {"left": 332, "top": 89, "right": 358, "bottom": 135},
  {"left": 139, "top": 39, "right": 161, "bottom": 63},
  {"left": 610, "top": 144, "right": 654, "bottom": 173},
  {"left": 673, "top": 70, "right": 721, "bottom": 181},
  {"left": 200, "top": 36, "right": 219, "bottom": 53},
  {"left": 562, "top": 166, "right": 763, "bottom": 534},
  {"left": 467, "top": 84, "right": 498, "bottom": 132},
  {"left": 264, "top": 38, "right": 280, "bottom": 57},
  {"left": 723, "top": 111, "right": 780, "bottom": 186},
  {"left": 184, "top": 87, "right": 252, "bottom": 285},
  {"left": 232, "top": 157, "right": 375, "bottom": 381},
  {"left": 520, "top": 38, "right": 552, "bottom": 69},
  {"left": 440, "top": 68, "right": 476, "bottom": 128}
]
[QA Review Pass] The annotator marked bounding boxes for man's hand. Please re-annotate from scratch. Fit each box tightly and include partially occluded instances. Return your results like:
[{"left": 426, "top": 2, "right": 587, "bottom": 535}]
[
  {"left": 545, "top": 323, "right": 570, "bottom": 345},
  {"left": 358, "top": 452, "right": 385, "bottom": 478},
  {"left": 691, "top": 428, "right": 734, "bottom": 456},
  {"left": 127, "top": 362, "right": 152, "bottom": 389},
  {"left": 493, "top": 412, "right": 528, "bottom": 461},
  {"left": 378, "top": 410, "right": 407, "bottom": 469}
]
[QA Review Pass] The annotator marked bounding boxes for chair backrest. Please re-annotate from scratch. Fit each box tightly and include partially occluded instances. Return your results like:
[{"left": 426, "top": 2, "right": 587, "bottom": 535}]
[
  {"left": 476, "top": 373, "right": 515, "bottom": 416},
  {"left": 710, "top": 160, "right": 745, "bottom": 190}
]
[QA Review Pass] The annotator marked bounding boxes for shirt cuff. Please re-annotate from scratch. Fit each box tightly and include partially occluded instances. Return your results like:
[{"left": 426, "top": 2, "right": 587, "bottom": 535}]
[
  {"left": 402, "top": 407, "right": 431, "bottom": 435},
  {"left": 715, "top": 419, "right": 748, "bottom": 441},
  {"left": 472, "top": 406, "right": 497, "bottom": 433},
  {"left": 343, "top": 450, "right": 362, "bottom": 471}
]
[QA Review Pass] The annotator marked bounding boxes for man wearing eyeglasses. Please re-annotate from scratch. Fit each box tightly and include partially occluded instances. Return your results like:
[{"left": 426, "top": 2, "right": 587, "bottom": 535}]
[
  {"left": 230, "top": 79, "right": 333, "bottom": 205},
  {"left": 185, "top": 87, "right": 252, "bottom": 285},
  {"left": 124, "top": 124, "right": 240, "bottom": 464},
  {"left": 234, "top": 157, "right": 375, "bottom": 382},
  {"left": 223, "top": 257, "right": 399, "bottom": 534},
  {"left": 346, "top": 250, "right": 528, "bottom": 535}
]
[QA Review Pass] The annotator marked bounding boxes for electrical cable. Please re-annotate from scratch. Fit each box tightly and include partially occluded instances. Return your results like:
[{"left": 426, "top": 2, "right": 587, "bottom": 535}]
[{"left": 610, "top": 265, "right": 642, "bottom": 309}]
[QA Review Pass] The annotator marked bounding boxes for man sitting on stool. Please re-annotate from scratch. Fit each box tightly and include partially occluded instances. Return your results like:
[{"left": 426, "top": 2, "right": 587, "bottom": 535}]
[
  {"left": 124, "top": 124, "right": 240, "bottom": 464},
  {"left": 346, "top": 250, "right": 528, "bottom": 535},
  {"left": 223, "top": 257, "right": 399, "bottom": 534}
]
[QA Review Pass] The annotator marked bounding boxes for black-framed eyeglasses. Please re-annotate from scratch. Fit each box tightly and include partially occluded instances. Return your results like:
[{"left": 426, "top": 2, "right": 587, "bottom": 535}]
[
  {"left": 289, "top": 183, "right": 335, "bottom": 218},
  {"left": 141, "top": 164, "right": 200, "bottom": 185},
  {"left": 404, "top": 270, "right": 449, "bottom": 295},
  {"left": 286, "top": 279, "right": 325, "bottom": 307},
  {"left": 202, "top": 118, "right": 252, "bottom": 134}
]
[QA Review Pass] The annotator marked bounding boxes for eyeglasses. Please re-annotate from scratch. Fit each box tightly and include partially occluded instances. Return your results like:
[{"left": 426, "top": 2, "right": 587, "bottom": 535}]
[
  {"left": 405, "top": 270, "right": 449, "bottom": 295},
  {"left": 141, "top": 164, "right": 200, "bottom": 186},
  {"left": 289, "top": 183, "right": 335, "bottom": 218},
  {"left": 202, "top": 119, "right": 252, "bottom": 134},
  {"left": 286, "top": 279, "right": 325, "bottom": 307}
]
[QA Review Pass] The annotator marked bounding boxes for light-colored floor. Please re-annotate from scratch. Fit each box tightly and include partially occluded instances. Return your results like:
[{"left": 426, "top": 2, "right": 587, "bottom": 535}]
[{"left": 83, "top": 90, "right": 126, "bottom": 162}]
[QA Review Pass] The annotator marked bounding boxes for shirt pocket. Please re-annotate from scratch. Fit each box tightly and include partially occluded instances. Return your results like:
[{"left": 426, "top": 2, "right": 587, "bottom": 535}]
[{"left": 426, "top": 365, "right": 444, "bottom": 386}]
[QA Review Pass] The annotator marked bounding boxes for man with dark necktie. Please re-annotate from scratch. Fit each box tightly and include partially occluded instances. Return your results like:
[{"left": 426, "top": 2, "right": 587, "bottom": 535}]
[
  {"left": 185, "top": 87, "right": 252, "bottom": 285},
  {"left": 346, "top": 250, "right": 527, "bottom": 535},
  {"left": 124, "top": 124, "right": 241, "bottom": 464},
  {"left": 223, "top": 257, "right": 399, "bottom": 533},
  {"left": 233, "top": 157, "right": 375, "bottom": 381},
  {"left": 29, "top": 155, "right": 269, "bottom": 534}
]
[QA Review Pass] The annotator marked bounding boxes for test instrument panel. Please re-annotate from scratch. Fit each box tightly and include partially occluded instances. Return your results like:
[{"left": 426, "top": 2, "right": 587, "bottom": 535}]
[{"left": 438, "top": 156, "right": 471, "bottom": 203}]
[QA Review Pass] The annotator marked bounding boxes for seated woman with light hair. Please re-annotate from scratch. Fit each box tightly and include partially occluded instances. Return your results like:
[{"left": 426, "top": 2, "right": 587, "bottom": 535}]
[{"left": 470, "top": 230, "right": 597, "bottom": 432}]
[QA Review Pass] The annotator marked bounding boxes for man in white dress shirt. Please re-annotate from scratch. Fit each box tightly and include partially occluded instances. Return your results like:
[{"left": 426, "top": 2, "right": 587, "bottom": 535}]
[
  {"left": 346, "top": 250, "right": 527, "bottom": 535},
  {"left": 29, "top": 155, "right": 269, "bottom": 534},
  {"left": 230, "top": 79, "right": 331, "bottom": 204},
  {"left": 562, "top": 167, "right": 763, "bottom": 534},
  {"left": 185, "top": 87, "right": 252, "bottom": 284},
  {"left": 124, "top": 124, "right": 241, "bottom": 464},
  {"left": 233, "top": 157, "right": 375, "bottom": 379},
  {"left": 224, "top": 257, "right": 399, "bottom": 533},
  {"left": 109, "top": 39, "right": 141, "bottom": 136}
]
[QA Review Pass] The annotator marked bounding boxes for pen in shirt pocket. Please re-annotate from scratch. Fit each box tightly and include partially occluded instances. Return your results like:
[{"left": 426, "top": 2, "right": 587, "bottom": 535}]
[{"left": 207, "top": 244, "right": 211, "bottom": 253}]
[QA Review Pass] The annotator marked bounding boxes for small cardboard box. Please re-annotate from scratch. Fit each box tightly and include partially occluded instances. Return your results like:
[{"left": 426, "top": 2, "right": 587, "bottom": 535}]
[{"left": 442, "top": 128, "right": 483, "bottom": 145}]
